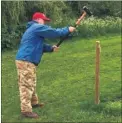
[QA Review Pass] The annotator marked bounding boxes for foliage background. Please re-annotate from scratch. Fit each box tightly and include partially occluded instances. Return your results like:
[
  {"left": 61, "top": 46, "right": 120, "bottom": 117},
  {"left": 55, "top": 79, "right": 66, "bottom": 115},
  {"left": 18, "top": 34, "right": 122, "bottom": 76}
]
[{"left": 1, "top": 1, "right": 122, "bottom": 51}]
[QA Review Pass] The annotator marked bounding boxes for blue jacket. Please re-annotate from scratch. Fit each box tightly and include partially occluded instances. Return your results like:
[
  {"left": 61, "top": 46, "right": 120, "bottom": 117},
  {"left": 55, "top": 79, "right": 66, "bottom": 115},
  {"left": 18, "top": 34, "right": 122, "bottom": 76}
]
[{"left": 16, "top": 21, "right": 69, "bottom": 65}]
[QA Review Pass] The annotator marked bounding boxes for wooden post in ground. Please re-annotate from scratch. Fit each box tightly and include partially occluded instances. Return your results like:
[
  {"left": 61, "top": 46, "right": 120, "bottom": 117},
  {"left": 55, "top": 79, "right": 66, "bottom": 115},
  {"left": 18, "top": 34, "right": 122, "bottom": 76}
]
[{"left": 95, "top": 41, "right": 101, "bottom": 104}]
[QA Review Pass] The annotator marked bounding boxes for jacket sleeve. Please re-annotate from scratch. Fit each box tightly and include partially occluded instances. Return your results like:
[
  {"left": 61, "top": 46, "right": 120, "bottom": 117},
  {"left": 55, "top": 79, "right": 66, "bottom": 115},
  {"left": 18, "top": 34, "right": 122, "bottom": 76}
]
[
  {"left": 35, "top": 25, "right": 70, "bottom": 39},
  {"left": 43, "top": 43, "right": 53, "bottom": 53}
]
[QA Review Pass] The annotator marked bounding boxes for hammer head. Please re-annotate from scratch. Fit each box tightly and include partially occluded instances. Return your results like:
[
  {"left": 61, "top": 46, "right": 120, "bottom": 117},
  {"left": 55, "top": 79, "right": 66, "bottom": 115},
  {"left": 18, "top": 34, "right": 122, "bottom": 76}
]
[{"left": 83, "top": 6, "right": 92, "bottom": 16}]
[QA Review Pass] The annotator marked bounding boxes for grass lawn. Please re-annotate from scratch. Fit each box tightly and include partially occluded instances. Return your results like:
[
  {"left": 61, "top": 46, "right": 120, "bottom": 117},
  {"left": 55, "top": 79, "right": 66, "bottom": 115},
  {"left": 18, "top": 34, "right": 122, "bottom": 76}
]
[{"left": 1, "top": 34, "right": 121, "bottom": 122}]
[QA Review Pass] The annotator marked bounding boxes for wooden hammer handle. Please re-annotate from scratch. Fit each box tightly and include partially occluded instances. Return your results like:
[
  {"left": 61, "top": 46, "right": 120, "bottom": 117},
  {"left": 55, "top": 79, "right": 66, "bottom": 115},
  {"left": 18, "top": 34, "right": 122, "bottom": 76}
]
[{"left": 75, "top": 11, "right": 87, "bottom": 25}]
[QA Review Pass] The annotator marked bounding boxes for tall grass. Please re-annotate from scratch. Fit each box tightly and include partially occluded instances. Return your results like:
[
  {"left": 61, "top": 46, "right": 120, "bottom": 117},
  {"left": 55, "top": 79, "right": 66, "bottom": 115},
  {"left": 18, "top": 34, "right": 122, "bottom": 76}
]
[{"left": 76, "top": 16, "right": 121, "bottom": 38}]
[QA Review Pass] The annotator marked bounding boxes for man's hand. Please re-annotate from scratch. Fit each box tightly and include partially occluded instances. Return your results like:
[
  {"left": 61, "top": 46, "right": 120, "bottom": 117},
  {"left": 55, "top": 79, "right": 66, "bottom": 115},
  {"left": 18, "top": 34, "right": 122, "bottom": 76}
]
[
  {"left": 52, "top": 45, "right": 59, "bottom": 52},
  {"left": 69, "top": 26, "right": 76, "bottom": 33}
]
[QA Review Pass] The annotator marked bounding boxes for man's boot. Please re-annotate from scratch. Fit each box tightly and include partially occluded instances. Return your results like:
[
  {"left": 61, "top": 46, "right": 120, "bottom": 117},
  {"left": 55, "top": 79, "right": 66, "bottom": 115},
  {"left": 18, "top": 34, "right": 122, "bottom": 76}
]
[{"left": 21, "top": 112, "right": 39, "bottom": 119}]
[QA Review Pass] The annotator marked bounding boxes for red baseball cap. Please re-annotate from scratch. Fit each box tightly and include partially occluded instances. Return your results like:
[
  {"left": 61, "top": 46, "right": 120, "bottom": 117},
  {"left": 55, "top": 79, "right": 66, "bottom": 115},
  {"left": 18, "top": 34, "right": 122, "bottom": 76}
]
[{"left": 32, "top": 12, "right": 50, "bottom": 21}]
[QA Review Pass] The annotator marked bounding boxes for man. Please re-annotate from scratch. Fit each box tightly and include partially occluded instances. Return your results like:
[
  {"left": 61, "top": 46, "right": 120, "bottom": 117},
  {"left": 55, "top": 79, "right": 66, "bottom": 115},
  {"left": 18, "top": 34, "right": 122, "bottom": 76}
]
[{"left": 15, "top": 12, "right": 75, "bottom": 118}]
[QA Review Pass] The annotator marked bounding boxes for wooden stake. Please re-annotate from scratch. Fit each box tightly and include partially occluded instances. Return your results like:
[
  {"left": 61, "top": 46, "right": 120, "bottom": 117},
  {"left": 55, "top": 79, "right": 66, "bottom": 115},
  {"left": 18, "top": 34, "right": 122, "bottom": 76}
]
[{"left": 95, "top": 41, "right": 101, "bottom": 104}]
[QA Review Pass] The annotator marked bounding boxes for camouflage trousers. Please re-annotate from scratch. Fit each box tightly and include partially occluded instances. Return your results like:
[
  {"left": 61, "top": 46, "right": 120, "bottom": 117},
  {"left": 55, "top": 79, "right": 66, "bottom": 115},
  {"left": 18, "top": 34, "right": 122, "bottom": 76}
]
[{"left": 15, "top": 60, "right": 38, "bottom": 112}]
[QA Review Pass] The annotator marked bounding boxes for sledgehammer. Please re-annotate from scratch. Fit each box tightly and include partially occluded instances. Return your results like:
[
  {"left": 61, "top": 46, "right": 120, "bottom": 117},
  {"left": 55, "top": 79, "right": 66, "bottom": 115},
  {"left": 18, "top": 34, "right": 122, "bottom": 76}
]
[{"left": 56, "top": 6, "right": 92, "bottom": 47}]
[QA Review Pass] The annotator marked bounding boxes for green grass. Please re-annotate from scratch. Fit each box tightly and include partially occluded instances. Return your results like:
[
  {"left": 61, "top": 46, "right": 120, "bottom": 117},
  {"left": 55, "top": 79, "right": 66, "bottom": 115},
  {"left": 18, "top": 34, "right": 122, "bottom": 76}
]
[{"left": 2, "top": 35, "right": 121, "bottom": 122}]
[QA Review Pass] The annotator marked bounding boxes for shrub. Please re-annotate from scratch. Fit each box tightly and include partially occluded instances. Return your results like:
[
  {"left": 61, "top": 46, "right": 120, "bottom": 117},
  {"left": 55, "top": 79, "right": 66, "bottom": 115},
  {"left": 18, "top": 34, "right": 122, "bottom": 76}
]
[
  {"left": 1, "top": 24, "right": 26, "bottom": 51},
  {"left": 2, "top": 29, "right": 18, "bottom": 51}
]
